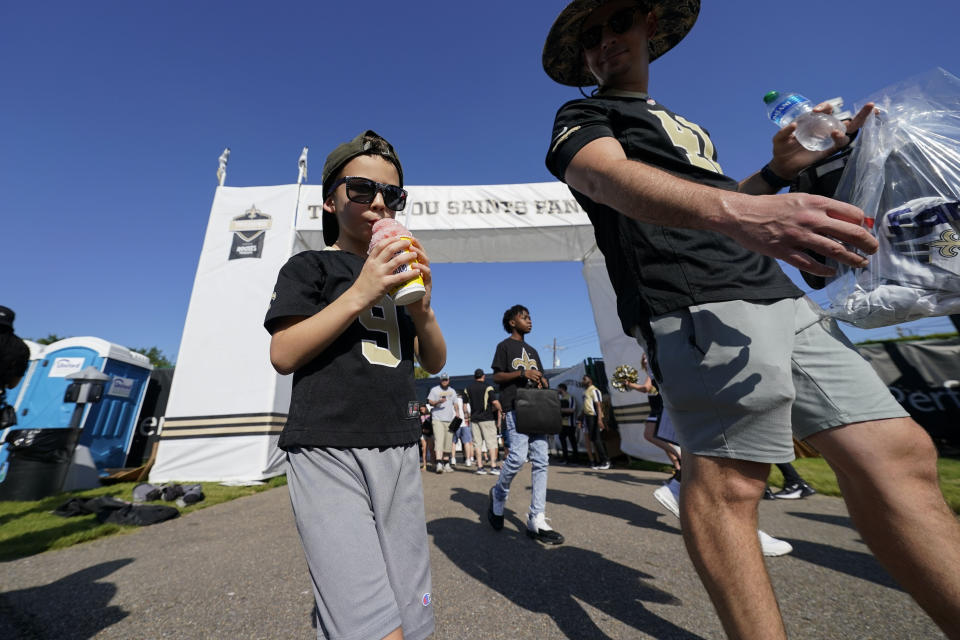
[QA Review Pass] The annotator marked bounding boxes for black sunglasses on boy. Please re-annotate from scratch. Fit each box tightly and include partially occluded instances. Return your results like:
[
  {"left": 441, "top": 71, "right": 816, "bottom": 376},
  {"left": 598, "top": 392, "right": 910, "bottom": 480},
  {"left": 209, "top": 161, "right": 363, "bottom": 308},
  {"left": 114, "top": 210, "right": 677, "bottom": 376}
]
[
  {"left": 578, "top": 6, "right": 642, "bottom": 50},
  {"left": 328, "top": 176, "right": 408, "bottom": 211}
]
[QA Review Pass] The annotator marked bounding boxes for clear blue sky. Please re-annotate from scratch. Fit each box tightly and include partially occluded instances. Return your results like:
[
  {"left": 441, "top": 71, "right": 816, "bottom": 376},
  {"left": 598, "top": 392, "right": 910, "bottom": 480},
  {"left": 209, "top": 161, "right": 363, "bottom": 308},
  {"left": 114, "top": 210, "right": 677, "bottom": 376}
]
[{"left": 2, "top": 1, "right": 958, "bottom": 375}]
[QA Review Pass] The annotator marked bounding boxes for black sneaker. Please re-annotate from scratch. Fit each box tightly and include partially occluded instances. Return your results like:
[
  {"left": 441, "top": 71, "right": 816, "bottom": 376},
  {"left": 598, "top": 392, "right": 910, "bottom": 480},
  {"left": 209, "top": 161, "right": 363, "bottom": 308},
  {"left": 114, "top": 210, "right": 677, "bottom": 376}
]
[
  {"left": 775, "top": 481, "right": 816, "bottom": 499},
  {"left": 763, "top": 486, "right": 776, "bottom": 500},
  {"left": 487, "top": 487, "right": 504, "bottom": 531}
]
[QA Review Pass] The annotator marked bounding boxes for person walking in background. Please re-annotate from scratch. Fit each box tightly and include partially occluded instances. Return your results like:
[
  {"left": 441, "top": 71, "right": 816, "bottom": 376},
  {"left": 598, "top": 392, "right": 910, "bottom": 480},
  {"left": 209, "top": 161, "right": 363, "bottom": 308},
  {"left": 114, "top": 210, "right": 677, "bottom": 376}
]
[
  {"left": 451, "top": 391, "right": 474, "bottom": 467},
  {"left": 542, "top": 2, "right": 960, "bottom": 637},
  {"left": 265, "top": 130, "right": 445, "bottom": 640},
  {"left": 556, "top": 383, "right": 579, "bottom": 465},
  {"left": 581, "top": 374, "right": 610, "bottom": 470},
  {"left": 766, "top": 462, "right": 817, "bottom": 500},
  {"left": 419, "top": 405, "right": 434, "bottom": 471},
  {"left": 465, "top": 368, "right": 502, "bottom": 475},
  {"left": 487, "top": 305, "right": 564, "bottom": 545},
  {"left": 626, "top": 355, "right": 681, "bottom": 474},
  {"left": 427, "top": 373, "right": 459, "bottom": 473}
]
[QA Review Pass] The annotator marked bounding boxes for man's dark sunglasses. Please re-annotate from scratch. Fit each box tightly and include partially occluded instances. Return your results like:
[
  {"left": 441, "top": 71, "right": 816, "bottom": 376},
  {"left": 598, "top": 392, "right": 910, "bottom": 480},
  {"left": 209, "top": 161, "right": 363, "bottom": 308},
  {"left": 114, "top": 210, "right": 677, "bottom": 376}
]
[
  {"left": 328, "top": 176, "right": 408, "bottom": 211},
  {"left": 578, "top": 6, "right": 641, "bottom": 50}
]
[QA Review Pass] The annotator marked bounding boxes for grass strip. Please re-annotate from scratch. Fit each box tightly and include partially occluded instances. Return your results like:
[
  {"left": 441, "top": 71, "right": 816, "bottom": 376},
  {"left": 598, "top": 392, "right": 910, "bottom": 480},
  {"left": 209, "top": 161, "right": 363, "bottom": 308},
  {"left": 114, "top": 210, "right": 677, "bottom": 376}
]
[{"left": 0, "top": 476, "right": 286, "bottom": 562}]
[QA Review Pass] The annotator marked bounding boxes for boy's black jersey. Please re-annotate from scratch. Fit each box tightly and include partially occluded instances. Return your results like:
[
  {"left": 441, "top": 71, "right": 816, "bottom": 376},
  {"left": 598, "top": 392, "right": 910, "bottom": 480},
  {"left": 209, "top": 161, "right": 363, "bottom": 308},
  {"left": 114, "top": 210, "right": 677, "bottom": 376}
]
[
  {"left": 546, "top": 94, "right": 802, "bottom": 334},
  {"left": 265, "top": 249, "right": 420, "bottom": 449},
  {"left": 491, "top": 337, "right": 544, "bottom": 412}
]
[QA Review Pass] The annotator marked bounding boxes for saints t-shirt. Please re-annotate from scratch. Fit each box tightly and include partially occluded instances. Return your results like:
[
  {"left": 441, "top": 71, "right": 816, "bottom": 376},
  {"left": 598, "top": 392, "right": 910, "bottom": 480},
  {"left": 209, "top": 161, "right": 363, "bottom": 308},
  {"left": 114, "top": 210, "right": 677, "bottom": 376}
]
[
  {"left": 491, "top": 337, "right": 544, "bottom": 412},
  {"left": 264, "top": 249, "right": 420, "bottom": 449},
  {"left": 464, "top": 381, "right": 497, "bottom": 422},
  {"left": 545, "top": 93, "right": 802, "bottom": 334}
]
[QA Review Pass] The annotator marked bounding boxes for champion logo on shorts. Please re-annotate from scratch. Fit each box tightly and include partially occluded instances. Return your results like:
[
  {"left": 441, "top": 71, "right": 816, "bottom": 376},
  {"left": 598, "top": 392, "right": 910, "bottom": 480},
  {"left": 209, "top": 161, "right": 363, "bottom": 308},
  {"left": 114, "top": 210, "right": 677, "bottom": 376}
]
[{"left": 421, "top": 593, "right": 431, "bottom": 607}]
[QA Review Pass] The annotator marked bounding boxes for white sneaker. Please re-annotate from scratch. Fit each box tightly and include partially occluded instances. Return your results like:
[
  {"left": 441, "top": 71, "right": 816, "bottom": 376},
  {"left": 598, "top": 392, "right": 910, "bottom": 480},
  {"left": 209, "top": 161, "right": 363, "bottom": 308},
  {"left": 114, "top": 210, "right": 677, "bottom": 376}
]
[
  {"left": 653, "top": 484, "right": 680, "bottom": 519},
  {"left": 666, "top": 478, "right": 681, "bottom": 501},
  {"left": 475, "top": 467, "right": 488, "bottom": 475},
  {"left": 444, "top": 463, "right": 454, "bottom": 473},
  {"left": 435, "top": 464, "right": 444, "bottom": 474},
  {"left": 526, "top": 512, "right": 565, "bottom": 545},
  {"left": 599, "top": 462, "right": 611, "bottom": 470},
  {"left": 758, "top": 530, "right": 792, "bottom": 557},
  {"left": 489, "top": 467, "right": 500, "bottom": 475},
  {"left": 465, "top": 458, "right": 475, "bottom": 466}
]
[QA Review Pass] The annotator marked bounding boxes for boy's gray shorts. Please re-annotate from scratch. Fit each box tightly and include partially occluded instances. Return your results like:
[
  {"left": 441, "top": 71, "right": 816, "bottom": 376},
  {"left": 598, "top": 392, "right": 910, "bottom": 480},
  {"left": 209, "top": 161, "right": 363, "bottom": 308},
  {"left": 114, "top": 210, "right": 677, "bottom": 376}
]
[
  {"left": 286, "top": 444, "right": 434, "bottom": 640},
  {"left": 634, "top": 296, "right": 908, "bottom": 463}
]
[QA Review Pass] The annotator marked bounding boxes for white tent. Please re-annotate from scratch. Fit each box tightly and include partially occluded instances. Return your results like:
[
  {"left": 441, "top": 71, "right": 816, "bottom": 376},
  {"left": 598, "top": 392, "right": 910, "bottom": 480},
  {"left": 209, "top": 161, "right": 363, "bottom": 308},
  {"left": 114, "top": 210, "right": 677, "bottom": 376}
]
[{"left": 150, "top": 181, "right": 659, "bottom": 482}]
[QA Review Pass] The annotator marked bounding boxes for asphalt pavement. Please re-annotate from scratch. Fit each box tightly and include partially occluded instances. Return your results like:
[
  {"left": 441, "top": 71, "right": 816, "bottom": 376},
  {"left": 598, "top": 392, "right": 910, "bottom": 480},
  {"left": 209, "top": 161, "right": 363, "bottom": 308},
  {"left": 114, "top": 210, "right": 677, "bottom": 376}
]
[{"left": 0, "top": 463, "right": 945, "bottom": 639}]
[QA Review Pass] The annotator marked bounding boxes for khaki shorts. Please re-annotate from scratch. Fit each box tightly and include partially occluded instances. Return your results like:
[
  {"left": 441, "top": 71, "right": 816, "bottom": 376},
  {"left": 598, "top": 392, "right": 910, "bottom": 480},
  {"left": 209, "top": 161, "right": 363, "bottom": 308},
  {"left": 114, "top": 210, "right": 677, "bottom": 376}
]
[
  {"left": 470, "top": 419, "right": 498, "bottom": 450},
  {"left": 433, "top": 419, "right": 453, "bottom": 457},
  {"left": 635, "top": 296, "right": 908, "bottom": 463}
]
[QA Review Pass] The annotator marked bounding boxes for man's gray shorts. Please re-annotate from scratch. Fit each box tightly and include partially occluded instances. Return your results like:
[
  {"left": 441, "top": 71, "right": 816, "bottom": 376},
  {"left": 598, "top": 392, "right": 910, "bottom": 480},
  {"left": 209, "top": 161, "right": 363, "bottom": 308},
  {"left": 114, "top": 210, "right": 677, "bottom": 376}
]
[
  {"left": 286, "top": 444, "right": 434, "bottom": 640},
  {"left": 634, "top": 296, "right": 908, "bottom": 463}
]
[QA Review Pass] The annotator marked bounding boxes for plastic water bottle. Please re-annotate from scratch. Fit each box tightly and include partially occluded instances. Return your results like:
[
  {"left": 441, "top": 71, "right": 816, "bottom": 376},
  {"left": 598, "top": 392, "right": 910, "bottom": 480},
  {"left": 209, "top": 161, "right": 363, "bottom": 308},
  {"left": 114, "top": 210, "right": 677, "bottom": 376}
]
[{"left": 763, "top": 91, "right": 845, "bottom": 152}]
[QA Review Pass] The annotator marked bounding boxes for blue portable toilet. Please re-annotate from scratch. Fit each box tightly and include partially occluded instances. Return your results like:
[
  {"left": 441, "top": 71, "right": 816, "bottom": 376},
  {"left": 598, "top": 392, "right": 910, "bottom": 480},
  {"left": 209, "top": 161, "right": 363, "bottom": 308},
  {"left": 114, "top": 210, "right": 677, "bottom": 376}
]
[{"left": 13, "top": 337, "right": 153, "bottom": 472}]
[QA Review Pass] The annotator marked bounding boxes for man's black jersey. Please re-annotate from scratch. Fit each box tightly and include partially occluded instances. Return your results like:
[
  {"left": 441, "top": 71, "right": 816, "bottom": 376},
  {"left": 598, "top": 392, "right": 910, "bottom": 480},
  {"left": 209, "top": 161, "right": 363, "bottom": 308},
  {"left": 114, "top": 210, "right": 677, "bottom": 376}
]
[
  {"left": 491, "top": 337, "right": 544, "bottom": 412},
  {"left": 464, "top": 380, "right": 497, "bottom": 422},
  {"left": 264, "top": 249, "right": 420, "bottom": 449},
  {"left": 546, "top": 93, "right": 802, "bottom": 334}
]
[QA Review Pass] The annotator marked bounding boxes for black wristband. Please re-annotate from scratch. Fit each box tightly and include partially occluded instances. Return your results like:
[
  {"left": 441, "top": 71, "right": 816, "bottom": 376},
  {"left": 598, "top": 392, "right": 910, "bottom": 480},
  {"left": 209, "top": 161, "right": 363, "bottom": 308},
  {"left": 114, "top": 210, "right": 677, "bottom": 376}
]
[{"left": 760, "top": 163, "right": 791, "bottom": 190}]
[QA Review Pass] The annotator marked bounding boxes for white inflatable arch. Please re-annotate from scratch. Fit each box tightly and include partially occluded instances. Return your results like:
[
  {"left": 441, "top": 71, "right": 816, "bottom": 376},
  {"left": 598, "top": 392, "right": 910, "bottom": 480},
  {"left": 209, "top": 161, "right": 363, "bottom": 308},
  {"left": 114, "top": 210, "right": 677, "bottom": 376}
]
[{"left": 150, "top": 180, "right": 664, "bottom": 482}]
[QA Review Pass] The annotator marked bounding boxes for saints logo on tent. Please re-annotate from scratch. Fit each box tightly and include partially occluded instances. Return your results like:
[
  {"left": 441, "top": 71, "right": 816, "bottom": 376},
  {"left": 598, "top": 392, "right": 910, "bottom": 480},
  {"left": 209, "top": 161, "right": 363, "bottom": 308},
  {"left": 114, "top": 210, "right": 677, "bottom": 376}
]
[{"left": 229, "top": 205, "right": 273, "bottom": 260}]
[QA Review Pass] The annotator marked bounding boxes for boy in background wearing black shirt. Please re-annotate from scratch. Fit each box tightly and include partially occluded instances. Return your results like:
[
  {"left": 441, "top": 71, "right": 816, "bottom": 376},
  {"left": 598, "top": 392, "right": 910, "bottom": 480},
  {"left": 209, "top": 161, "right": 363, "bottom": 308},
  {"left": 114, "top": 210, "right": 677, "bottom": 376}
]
[
  {"left": 486, "top": 305, "right": 564, "bottom": 545},
  {"left": 265, "top": 131, "right": 445, "bottom": 640}
]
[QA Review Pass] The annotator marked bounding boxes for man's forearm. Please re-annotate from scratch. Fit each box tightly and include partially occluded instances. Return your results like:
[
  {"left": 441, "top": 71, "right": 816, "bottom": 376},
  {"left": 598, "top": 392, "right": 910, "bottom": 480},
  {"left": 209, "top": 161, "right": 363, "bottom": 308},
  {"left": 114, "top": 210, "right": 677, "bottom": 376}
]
[
  {"left": 564, "top": 136, "right": 875, "bottom": 276},
  {"left": 565, "top": 138, "right": 740, "bottom": 233}
]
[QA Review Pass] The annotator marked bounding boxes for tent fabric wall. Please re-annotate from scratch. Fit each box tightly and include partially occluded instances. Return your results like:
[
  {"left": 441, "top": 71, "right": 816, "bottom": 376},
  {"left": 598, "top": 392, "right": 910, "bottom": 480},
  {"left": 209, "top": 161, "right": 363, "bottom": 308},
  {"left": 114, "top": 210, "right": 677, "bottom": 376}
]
[
  {"left": 150, "top": 186, "right": 300, "bottom": 482},
  {"left": 582, "top": 255, "right": 670, "bottom": 464}
]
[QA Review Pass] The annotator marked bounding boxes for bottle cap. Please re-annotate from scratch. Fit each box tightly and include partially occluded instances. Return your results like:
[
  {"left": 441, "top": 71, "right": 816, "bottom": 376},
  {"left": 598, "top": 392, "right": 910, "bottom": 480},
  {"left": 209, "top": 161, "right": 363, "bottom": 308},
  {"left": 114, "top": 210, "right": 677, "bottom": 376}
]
[{"left": 762, "top": 90, "right": 781, "bottom": 104}]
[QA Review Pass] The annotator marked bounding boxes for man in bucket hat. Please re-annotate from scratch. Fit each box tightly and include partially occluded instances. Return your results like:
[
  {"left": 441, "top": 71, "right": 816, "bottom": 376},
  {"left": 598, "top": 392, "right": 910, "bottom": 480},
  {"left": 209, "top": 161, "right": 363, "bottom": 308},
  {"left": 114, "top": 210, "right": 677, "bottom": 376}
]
[{"left": 543, "top": 2, "right": 960, "bottom": 638}]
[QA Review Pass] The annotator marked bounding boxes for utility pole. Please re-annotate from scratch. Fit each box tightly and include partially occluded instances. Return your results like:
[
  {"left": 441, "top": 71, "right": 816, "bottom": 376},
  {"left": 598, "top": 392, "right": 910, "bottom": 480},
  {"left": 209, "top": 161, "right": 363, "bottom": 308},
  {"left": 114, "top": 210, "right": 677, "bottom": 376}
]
[{"left": 545, "top": 337, "right": 567, "bottom": 368}]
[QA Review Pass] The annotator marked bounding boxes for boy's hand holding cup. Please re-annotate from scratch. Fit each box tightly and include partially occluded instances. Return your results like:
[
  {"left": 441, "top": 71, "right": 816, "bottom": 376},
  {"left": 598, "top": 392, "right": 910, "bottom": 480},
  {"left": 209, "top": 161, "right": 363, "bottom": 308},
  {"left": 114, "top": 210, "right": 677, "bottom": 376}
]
[{"left": 368, "top": 218, "right": 426, "bottom": 306}]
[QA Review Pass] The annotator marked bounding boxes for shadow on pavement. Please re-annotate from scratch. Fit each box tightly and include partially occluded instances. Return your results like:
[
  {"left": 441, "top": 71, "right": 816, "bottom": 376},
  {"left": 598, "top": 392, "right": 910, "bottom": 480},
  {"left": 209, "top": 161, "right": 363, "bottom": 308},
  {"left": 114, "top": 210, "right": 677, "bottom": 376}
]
[
  {"left": 784, "top": 539, "right": 901, "bottom": 591},
  {"left": 786, "top": 510, "right": 855, "bottom": 530},
  {"left": 0, "top": 558, "right": 132, "bottom": 639},
  {"left": 543, "top": 487, "right": 679, "bottom": 534},
  {"left": 434, "top": 490, "right": 707, "bottom": 640}
]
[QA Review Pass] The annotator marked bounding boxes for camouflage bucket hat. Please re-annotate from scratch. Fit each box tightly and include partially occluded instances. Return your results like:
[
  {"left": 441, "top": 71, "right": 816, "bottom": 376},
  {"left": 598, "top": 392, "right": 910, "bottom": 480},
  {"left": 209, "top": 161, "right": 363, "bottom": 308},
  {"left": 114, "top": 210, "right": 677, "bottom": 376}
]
[
  {"left": 320, "top": 130, "right": 404, "bottom": 246},
  {"left": 542, "top": 0, "right": 700, "bottom": 87}
]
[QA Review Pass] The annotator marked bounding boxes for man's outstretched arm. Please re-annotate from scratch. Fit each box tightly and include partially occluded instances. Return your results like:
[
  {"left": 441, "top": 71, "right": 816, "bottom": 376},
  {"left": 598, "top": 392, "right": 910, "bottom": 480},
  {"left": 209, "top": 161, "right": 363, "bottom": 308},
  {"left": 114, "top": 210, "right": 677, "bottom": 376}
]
[{"left": 564, "top": 136, "right": 877, "bottom": 277}]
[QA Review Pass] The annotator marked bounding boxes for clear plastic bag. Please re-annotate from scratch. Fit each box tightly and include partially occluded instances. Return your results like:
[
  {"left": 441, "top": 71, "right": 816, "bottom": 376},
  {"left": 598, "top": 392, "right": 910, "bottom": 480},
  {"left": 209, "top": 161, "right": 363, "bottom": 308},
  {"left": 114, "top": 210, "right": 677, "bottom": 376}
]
[{"left": 825, "top": 68, "right": 960, "bottom": 328}]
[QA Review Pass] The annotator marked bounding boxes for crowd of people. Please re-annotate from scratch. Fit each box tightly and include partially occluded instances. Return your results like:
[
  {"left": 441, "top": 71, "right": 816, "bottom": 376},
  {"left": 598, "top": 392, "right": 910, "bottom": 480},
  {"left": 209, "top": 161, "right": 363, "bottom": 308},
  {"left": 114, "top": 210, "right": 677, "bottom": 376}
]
[
  {"left": 260, "top": 1, "right": 960, "bottom": 638},
  {"left": 417, "top": 369, "right": 626, "bottom": 474}
]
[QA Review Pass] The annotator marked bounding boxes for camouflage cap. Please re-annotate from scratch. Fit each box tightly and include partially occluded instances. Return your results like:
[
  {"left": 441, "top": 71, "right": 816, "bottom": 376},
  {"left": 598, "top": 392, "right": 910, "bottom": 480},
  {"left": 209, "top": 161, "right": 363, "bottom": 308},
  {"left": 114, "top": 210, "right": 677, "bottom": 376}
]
[
  {"left": 542, "top": 0, "right": 700, "bottom": 87},
  {"left": 320, "top": 130, "right": 404, "bottom": 246}
]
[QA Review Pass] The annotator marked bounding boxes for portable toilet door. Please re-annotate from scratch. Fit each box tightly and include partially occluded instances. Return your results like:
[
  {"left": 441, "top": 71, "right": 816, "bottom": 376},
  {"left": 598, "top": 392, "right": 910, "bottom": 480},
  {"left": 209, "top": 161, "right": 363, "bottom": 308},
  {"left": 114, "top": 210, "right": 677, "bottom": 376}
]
[
  {"left": 5, "top": 340, "right": 44, "bottom": 411},
  {"left": 14, "top": 337, "right": 152, "bottom": 471}
]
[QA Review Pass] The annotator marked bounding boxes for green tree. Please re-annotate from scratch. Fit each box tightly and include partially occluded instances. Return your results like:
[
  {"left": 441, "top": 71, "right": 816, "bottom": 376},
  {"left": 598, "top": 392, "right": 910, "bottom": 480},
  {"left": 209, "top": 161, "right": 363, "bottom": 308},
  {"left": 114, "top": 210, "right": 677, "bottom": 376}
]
[
  {"left": 33, "top": 334, "right": 67, "bottom": 345},
  {"left": 414, "top": 366, "right": 430, "bottom": 379},
  {"left": 130, "top": 346, "right": 174, "bottom": 368}
]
